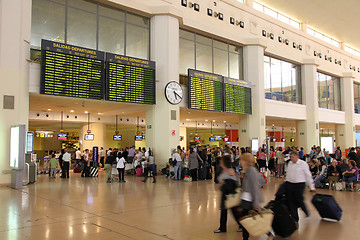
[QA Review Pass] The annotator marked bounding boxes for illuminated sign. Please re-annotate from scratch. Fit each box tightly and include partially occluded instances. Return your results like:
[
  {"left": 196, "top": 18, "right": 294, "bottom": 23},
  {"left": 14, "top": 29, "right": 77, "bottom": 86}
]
[
  {"left": 113, "top": 135, "right": 122, "bottom": 141},
  {"left": 85, "top": 134, "right": 94, "bottom": 141},
  {"left": 57, "top": 134, "right": 68, "bottom": 140},
  {"left": 106, "top": 53, "right": 155, "bottom": 104},
  {"left": 40, "top": 40, "right": 104, "bottom": 100},
  {"left": 10, "top": 125, "right": 26, "bottom": 170},
  {"left": 223, "top": 77, "right": 252, "bottom": 114}
]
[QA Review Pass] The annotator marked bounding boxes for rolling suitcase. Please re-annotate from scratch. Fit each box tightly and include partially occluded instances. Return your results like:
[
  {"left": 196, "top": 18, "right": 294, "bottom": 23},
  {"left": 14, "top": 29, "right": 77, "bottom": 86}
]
[
  {"left": 312, "top": 194, "right": 342, "bottom": 221},
  {"left": 136, "top": 167, "right": 143, "bottom": 176},
  {"left": 265, "top": 200, "right": 297, "bottom": 238},
  {"left": 206, "top": 163, "right": 212, "bottom": 180},
  {"left": 89, "top": 167, "right": 98, "bottom": 177},
  {"left": 198, "top": 163, "right": 206, "bottom": 180}
]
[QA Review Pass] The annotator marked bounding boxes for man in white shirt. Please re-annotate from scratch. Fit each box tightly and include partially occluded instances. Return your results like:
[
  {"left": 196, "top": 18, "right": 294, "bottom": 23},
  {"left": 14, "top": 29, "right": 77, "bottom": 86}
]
[
  {"left": 75, "top": 148, "right": 81, "bottom": 165},
  {"left": 99, "top": 147, "right": 105, "bottom": 168},
  {"left": 285, "top": 151, "right": 315, "bottom": 223},
  {"left": 107, "top": 148, "right": 112, "bottom": 157},
  {"left": 62, "top": 150, "right": 71, "bottom": 178}
]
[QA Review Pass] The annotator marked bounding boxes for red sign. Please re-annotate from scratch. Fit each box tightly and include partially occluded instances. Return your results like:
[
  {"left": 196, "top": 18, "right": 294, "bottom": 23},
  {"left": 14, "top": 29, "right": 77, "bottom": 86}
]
[{"left": 172, "top": 130, "right": 175, "bottom": 136}]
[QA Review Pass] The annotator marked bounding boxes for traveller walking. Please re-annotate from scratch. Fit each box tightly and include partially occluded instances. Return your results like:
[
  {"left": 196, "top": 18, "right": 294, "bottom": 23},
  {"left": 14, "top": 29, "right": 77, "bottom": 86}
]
[
  {"left": 116, "top": 152, "right": 126, "bottom": 182},
  {"left": 62, "top": 149, "right": 71, "bottom": 178},
  {"left": 285, "top": 151, "right": 315, "bottom": 222},
  {"left": 105, "top": 152, "right": 115, "bottom": 183}
]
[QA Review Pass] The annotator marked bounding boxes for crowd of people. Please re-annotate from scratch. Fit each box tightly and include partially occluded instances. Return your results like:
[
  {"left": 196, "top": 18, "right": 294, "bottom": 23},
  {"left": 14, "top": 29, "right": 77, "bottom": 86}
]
[{"left": 43, "top": 143, "right": 360, "bottom": 239}]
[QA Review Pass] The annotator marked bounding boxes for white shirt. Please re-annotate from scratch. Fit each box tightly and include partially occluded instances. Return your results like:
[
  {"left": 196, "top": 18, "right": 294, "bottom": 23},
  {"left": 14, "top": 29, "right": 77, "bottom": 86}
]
[
  {"left": 107, "top": 150, "right": 112, "bottom": 156},
  {"left": 100, "top": 150, "right": 105, "bottom": 157},
  {"left": 116, "top": 157, "right": 126, "bottom": 168},
  {"left": 286, "top": 159, "right": 315, "bottom": 190},
  {"left": 75, "top": 150, "right": 81, "bottom": 159},
  {"left": 63, "top": 152, "right": 71, "bottom": 162},
  {"left": 172, "top": 153, "right": 182, "bottom": 162}
]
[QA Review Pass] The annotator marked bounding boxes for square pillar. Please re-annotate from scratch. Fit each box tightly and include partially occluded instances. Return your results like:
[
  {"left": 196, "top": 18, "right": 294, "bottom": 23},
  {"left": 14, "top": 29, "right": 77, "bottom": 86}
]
[
  {"left": 336, "top": 73, "right": 356, "bottom": 149},
  {"left": 0, "top": 0, "right": 31, "bottom": 184},
  {"left": 296, "top": 61, "right": 319, "bottom": 153},
  {"left": 146, "top": 15, "right": 180, "bottom": 165},
  {"left": 239, "top": 44, "right": 266, "bottom": 147}
]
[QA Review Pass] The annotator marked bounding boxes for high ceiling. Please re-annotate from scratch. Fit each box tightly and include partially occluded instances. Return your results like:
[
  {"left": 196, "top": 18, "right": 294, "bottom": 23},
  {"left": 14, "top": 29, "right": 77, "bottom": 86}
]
[{"left": 258, "top": 0, "right": 360, "bottom": 50}]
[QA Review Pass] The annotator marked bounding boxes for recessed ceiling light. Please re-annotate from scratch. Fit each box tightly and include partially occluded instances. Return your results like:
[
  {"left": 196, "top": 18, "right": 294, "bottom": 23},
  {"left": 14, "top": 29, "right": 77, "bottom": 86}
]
[
  {"left": 224, "top": 121, "right": 226, "bottom": 122},
  {"left": 70, "top": 110, "right": 74, "bottom": 113},
  {"left": 186, "top": 119, "right": 190, "bottom": 121},
  {"left": 122, "top": 112, "right": 125, "bottom": 114},
  {"left": 85, "top": 111, "right": 88, "bottom": 114},
  {"left": 205, "top": 120, "right": 208, "bottom": 121},
  {"left": 97, "top": 113, "right": 102, "bottom": 115},
  {"left": 47, "top": 109, "right": 52, "bottom": 111}
]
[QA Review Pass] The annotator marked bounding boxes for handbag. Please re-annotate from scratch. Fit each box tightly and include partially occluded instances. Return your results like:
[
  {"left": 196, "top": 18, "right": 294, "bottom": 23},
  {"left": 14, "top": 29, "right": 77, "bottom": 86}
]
[
  {"left": 239, "top": 209, "right": 274, "bottom": 237},
  {"left": 224, "top": 188, "right": 241, "bottom": 209},
  {"left": 344, "top": 173, "right": 355, "bottom": 178}
]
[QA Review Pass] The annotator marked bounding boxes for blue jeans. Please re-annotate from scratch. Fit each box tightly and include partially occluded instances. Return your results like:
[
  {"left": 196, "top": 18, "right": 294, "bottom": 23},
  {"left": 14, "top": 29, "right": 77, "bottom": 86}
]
[
  {"left": 315, "top": 175, "right": 327, "bottom": 187},
  {"left": 343, "top": 175, "right": 357, "bottom": 183},
  {"left": 174, "top": 161, "right": 182, "bottom": 180}
]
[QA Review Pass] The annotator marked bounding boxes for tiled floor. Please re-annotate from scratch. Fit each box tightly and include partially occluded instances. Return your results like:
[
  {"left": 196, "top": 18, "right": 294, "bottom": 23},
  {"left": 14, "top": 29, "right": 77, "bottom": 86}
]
[{"left": 1, "top": 170, "right": 359, "bottom": 240}]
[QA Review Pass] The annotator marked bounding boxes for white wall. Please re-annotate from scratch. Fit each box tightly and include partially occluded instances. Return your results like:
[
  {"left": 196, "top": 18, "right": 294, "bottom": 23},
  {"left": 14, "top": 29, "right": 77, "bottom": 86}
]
[
  {"left": 265, "top": 99, "right": 306, "bottom": 120},
  {"left": 318, "top": 108, "right": 346, "bottom": 124}
]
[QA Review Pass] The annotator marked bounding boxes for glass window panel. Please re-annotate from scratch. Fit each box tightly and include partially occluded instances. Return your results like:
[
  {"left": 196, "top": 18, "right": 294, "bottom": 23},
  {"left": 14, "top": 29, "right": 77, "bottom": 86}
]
[
  {"left": 98, "top": 15, "right": 125, "bottom": 55},
  {"left": 281, "top": 62, "right": 293, "bottom": 103},
  {"left": 355, "top": 84, "right": 360, "bottom": 113},
  {"left": 229, "top": 52, "right": 240, "bottom": 79},
  {"left": 99, "top": 5, "right": 125, "bottom": 21},
  {"left": 323, "top": 36, "right": 332, "bottom": 44},
  {"left": 264, "top": 7, "right": 277, "bottom": 18},
  {"left": 291, "top": 67, "right": 298, "bottom": 103},
  {"left": 278, "top": 14, "right": 290, "bottom": 24},
  {"left": 307, "top": 28, "right": 315, "bottom": 36},
  {"left": 179, "top": 38, "right": 195, "bottom": 75},
  {"left": 31, "top": 0, "right": 65, "bottom": 47},
  {"left": 264, "top": 57, "right": 271, "bottom": 99},
  {"left": 315, "top": 31, "right": 323, "bottom": 40},
  {"left": 68, "top": 0, "right": 96, "bottom": 11},
  {"left": 213, "top": 40, "right": 227, "bottom": 50},
  {"left": 127, "top": 13, "right": 149, "bottom": 28},
  {"left": 126, "top": 24, "right": 149, "bottom": 59},
  {"left": 333, "top": 78, "right": 341, "bottom": 110},
  {"left": 253, "top": 2, "right": 264, "bottom": 12},
  {"left": 270, "top": 58, "right": 282, "bottom": 101},
  {"left": 180, "top": 29, "right": 194, "bottom": 41},
  {"left": 214, "top": 48, "right": 228, "bottom": 76},
  {"left": 289, "top": 19, "right": 300, "bottom": 29},
  {"left": 318, "top": 73, "right": 328, "bottom": 108},
  {"left": 328, "top": 79, "right": 335, "bottom": 110},
  {"left": 67, "top": 7, "right": 97, "bottom": 49},
  {"left": 331, "top": 40, "right": 340, "bottom": 48},
  {"left": 196, "top": 35, "right": 212, "bottom": 46},
  {"left": 196, "top": 40, "right": 212, "bottom": 73}
]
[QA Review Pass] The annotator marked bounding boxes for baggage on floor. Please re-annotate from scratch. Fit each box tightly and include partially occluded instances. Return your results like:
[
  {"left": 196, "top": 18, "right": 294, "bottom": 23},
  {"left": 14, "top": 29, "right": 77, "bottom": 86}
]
[
  {"left": 335, "top": 182, "right": 343, "bottom": 191},
  {"left": 89, "top": 167, "right": 98, "bottom": 177},
  {"left": 311, "top": 194, "right": 342, "bottom": 221},
  {"left": 265, "top": 200, "right": 297, "bottom": 238},
  {"left": 205, "top": 163, "right": 212, "bottom": 179},
  {"left": 73, "top": 167, "right": 81, "bottom": 173},
  {"left": 198, "top": 165, "right": 206, "bottom": 180},
  {"left": 136, "top": 167, "right": 143, "bottom": 176}
]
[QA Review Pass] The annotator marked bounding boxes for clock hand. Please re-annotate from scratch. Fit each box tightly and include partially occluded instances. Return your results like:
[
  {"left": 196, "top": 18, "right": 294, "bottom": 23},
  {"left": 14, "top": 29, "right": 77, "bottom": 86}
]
[
  {"left": 174, "top": 91, "right": 182, "bottom": 99},
  {"left": 173, "top": 91, "right": 178, "bottom": 100}
]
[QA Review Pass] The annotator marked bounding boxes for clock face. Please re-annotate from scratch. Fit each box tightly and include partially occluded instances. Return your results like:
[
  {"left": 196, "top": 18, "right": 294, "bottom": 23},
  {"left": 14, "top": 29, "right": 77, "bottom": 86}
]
[{"left": 165, "top": 81, "right": 183, "bottom": 105}]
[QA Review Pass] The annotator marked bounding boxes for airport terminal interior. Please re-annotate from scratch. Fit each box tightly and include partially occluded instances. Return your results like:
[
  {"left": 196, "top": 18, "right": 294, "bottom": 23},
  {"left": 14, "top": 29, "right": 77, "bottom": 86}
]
[{"left": 1, "top": 0, "right": 360, "bottom": 239}]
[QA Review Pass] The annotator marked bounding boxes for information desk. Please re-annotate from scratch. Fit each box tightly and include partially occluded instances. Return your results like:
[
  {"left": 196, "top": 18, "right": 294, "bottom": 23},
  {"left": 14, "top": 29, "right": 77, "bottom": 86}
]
[
  {"left": 188, "top": 69, "right": 223, "bottom": 111},
  {"left": 40, "top": 39, "right": 104, "bottom": 100},
  {"left": 224, "top": 77, "right": 252, "bottom": 114},
  {"left": 105, "top": 53, "right": 155, "bottom": 104}
]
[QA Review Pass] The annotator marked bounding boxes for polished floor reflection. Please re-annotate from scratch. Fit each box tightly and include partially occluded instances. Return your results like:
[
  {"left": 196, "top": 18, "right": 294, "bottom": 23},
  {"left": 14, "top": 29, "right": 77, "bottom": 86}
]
[{"left": 1, "top": 171, "right": 359, "bottom": 240}]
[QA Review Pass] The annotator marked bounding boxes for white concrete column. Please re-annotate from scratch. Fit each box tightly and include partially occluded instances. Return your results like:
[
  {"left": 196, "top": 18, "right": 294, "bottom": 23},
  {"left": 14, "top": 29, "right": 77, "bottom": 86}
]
[
  {"left": 79, "top": 123, "right": 106, "bottom": 152},
  {"left": 0, "top": 0, "right": 31, "bottom": 184},
  {"left": 335, "top": 73, "right": 356, "bottom": 149},
  {"left": 239, "top": 44, "right": 266, "bottom": 147},
  {"left": 146, "top": 15, "right": 180, "bottom": 165},
  {"left": 297, "top": 60, "right": 319, "bottom": 153}
]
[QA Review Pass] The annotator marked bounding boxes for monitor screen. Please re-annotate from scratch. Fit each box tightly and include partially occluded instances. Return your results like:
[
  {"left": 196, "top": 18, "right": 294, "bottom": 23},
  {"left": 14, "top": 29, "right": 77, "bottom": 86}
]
[
  {"left": 209, "top": 137, "right": 215, "bottom": 141},
  {"left": 57, "top": 134, "right": 67, "bottom": 140},
  {"left": 135, "top": 135, "right": 143, "bottom": 141},
  {"left": 113, "top": 135, "right": 122, "bottom": 141},
  {"left": 180, "top": 136, "right": 183, "bottom": 141},
  {"left": 194, "top": 136, "right": 200, "bottom": 142},
  {"left": 84, "top": 134, "right": 94, "bottom": 141}
]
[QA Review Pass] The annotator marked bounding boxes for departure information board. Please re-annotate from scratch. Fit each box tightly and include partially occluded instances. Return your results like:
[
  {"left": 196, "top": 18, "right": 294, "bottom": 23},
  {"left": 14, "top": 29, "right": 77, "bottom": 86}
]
[
  {"left": 40, "top": 40, "right": 105, "bottom": 100},
  {"left": 106, "top": 53, "right": 155, "bottom": 104},
  {"left": 224, "top": 77, "right": 252, "bottom": 114},
  {"left": 188, "top": 69, "right": 223, "bottom": 111}
]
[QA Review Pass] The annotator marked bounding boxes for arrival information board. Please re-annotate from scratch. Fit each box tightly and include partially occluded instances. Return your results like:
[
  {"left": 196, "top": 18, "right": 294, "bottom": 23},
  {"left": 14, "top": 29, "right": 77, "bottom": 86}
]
[
  {"left": 40, "top": 40, "right": 104, "bottom": 100},
  {"left": 106, "top": 53, "right": 155, "bottom": 104},
  {"left": 188, "top": 69, "right": 223, "bottom": 111},
  {"left": 224, "top": 77, "right": 252, "bottom": 114}
]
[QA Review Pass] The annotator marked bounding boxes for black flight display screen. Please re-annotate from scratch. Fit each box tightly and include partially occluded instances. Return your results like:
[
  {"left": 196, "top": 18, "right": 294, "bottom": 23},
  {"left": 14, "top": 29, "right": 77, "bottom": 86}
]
[{"left": 223, "top": 77, "right": 252, "bottom": 114}]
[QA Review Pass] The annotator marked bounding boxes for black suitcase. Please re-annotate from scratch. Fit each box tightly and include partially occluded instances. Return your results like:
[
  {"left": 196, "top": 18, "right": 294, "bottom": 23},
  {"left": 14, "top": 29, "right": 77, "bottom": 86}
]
[
  {"left": 198, "top": 166, "right": 206, "bottom": 180},
  {"left": 265, "top": 200, "right": 297, "bottom": 238},
  {"left": 312, "top": 194, "right": 342, "bottom": 221},
  {"left": 206, "top": 163, "right": 212, "bottom": 179}
]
